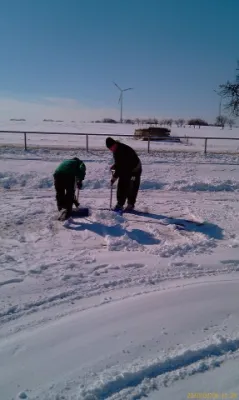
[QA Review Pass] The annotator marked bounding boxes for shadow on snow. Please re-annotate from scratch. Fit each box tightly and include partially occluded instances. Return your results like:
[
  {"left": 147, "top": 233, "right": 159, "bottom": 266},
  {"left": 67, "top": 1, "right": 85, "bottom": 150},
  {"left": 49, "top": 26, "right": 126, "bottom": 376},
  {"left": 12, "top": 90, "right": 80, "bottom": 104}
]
[
  {"left": 66, "top": 220, "right": 160, "bottom": 246},
  {"left": 128, "top": 211, "right": 224, "bottom": 240},
  {"left": 66, "top": 208, "right": 223, "bottom": 243}
]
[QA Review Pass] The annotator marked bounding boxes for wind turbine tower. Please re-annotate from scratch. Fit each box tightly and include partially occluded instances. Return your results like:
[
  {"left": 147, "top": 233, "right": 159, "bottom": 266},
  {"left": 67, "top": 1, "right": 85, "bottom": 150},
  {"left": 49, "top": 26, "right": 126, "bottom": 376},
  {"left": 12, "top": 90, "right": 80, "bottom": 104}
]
[{"left": 113, "top": 82, "right": 133, "bottom": 123}]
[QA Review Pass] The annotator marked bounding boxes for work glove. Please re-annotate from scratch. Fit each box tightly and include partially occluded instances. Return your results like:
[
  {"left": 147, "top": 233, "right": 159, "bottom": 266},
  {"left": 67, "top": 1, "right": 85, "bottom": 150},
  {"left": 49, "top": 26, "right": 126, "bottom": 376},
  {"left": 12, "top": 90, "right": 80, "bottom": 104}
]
[
  {"left": 73, "top": 198, "right": 80, "bottom": 207},
  {"left": 76, "top": 180, "right": 83, "bottom": 190}
]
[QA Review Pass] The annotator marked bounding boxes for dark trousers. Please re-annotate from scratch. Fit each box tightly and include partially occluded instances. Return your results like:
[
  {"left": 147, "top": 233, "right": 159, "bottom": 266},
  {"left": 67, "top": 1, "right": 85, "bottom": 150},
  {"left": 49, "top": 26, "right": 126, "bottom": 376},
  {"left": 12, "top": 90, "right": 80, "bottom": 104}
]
[
  {"left": 117, "top": 172, "right": 141, "bottom": 207},
  {"left": 53, "top": 173, "right": 75, "bottom": 212}
]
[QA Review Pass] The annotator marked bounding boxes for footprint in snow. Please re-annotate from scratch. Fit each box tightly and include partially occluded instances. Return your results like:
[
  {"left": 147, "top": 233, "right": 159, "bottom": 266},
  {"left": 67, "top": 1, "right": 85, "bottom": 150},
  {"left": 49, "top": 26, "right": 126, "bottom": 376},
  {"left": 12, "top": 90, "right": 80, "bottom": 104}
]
[
  {"left": 122, "top": 263, "right": 145, "bottom": 269},
  {"left": 17, "top": 393, "right": 28, "bottom": 399}
]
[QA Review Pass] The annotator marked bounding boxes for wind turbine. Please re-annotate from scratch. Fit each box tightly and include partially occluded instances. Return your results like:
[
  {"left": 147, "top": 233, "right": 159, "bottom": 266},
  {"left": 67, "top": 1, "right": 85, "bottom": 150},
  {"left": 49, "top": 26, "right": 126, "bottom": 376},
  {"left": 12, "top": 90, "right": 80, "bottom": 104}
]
[{"left": 113, "top": 82, "right": 133, "bottom": 123}]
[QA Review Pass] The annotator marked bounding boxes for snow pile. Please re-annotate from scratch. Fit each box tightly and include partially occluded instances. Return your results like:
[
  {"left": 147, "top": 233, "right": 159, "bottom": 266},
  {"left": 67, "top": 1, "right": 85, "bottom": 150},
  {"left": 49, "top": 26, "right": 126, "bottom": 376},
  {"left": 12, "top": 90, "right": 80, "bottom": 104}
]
[
  {"left": 170, "top": 179, "right": 239, "bottom": 193},
  {"left": 0, "top": 172, "right": 18, "bottom": 188},
  {"left": 36, "top": 177, "right": 53, "bottom": 189},
  {"left": 1, "top": 170, "right": 239, "bottom": 193},
  {"left": 0, "top": 172, "right": 53, "bottom": 189},
  {"left": 140, "top": 180, "right": 166, "bottom": 190},
  {"left": 105, "top": 233, "right": 144, "bottom": 252},
  {"left": 84, "top": 178, "right": 110, "bottom": 189},
  {"left": 229, "top": 234, "right": 239, "bottom": 248}
]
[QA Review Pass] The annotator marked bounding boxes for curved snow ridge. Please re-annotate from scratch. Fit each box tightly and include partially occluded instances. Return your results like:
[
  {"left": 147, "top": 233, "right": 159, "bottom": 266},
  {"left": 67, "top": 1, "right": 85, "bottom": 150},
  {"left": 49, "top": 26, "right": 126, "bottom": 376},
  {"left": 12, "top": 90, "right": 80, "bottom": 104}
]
[
  {"left": 0, "top": 173, "right": 165, "bottom": 191},
  {"left": 79, "top": 179, "right": 167, "bottom": 191},
  {"left": 0, "top": 288, "right": 81, "bottom": 323},
  {"left": 1, "top": 171, "right": 239, "bottom": 193},
  {"left": 0, "top": 277, "right": 24, "bottom": 287},
  {"left": 0, "top": 172, "right": 53, "bottom": 189},
  {"left": 78, "top": 333, "right": 239, "bottom": 400},
  {"left": 169, "top": 179, "right": 239, "bottom": 192}
]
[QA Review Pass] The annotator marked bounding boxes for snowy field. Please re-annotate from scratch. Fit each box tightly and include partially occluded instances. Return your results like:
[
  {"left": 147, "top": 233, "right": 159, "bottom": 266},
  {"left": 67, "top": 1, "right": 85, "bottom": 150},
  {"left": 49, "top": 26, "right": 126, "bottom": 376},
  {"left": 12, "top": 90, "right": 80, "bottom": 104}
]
[
  {"left": 0, "top": 120, "right": 239, "bottom": 153},
  {"left": 1, "top": 124, "right": 239, "bottom": 399}
]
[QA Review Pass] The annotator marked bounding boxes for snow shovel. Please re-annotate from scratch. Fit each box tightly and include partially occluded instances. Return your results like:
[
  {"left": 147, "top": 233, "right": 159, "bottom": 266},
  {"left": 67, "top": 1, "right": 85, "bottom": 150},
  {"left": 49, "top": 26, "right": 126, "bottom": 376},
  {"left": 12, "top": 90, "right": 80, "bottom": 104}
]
[
  {"left": 109, "top": 169, "right": 116, "bottom": 210},
  {"left": 71, "top": 186, "right": 89, "bottom": 217}
]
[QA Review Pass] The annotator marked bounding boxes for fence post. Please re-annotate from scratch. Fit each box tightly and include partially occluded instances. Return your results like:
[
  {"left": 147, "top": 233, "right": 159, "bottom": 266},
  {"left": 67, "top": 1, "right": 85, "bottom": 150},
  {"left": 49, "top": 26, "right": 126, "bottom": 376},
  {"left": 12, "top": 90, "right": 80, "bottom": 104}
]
[
  {"left": 204, "top": 138, "right": 208, "bottom": 154},
  {"left": 24, "top": 132, "right": 27, "bottom": 151},
  {"left": 86, "top": 134, "right": 89, "bottom": 152},
  {"left": 147, "top": 134, "right": 150, "bottom": 153}
]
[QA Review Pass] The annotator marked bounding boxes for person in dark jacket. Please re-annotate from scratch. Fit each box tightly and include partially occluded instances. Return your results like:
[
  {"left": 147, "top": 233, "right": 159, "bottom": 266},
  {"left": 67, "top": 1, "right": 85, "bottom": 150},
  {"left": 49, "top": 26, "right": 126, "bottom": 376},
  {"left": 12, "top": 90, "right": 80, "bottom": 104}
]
[
  {"left": 106, "top": 137, "right": 142, "bottom": 211},
  {"left": 53, "top": 157, "right": 86, "bottom": 220}
]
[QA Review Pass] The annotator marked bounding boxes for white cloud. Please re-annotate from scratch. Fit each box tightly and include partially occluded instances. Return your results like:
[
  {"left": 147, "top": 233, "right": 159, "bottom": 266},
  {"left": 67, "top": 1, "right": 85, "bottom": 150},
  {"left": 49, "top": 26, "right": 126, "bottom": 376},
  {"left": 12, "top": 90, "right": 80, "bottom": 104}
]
[{"left": 0, "top": 96, "right": 120, "bottom": 122}]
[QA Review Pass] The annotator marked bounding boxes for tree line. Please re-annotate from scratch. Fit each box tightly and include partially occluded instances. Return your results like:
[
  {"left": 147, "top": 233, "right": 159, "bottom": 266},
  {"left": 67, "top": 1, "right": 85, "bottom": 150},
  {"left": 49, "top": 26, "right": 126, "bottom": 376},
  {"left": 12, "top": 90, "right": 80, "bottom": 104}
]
[{"left": 94, "top": 117, "right": 236, "bottom": 129}]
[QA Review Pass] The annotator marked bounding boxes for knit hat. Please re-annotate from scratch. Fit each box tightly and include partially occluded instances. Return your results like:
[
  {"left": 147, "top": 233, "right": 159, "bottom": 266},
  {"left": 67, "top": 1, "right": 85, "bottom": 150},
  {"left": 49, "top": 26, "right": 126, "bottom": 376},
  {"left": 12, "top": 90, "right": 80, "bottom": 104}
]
[{"left": 106, "top": 137, "right": 116, "bottom": 149}]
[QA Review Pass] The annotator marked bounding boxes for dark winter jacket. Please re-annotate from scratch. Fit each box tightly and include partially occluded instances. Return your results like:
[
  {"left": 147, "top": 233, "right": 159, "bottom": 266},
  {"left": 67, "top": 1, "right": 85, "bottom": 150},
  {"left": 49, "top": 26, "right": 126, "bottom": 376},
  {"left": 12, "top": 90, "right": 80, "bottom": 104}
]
[
  {"left": 111, "top": 142, "right": 142, "bottom": 179},
  {"left": 54, "top": 158, "right": 86, "bottom": 182}
]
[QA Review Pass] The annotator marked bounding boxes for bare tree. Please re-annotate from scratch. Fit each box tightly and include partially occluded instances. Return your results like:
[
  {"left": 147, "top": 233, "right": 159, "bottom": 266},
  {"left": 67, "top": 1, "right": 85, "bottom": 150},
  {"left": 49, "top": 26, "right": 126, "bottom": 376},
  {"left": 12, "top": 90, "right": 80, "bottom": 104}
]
[
  {"left": 152, "top": 118, "right": 158, "bottom": 125},
  {"left": 146, "top": 118, "right": 154, "bottom": 125},
  {"left": 175, "top": 118, "right": 185, "bottom": 127},
  {"left": 215, "top": 115, "right": 228, "bottom": 129},
  {"left": 227, "top": 118, "right": 235, "bottom": 129},
  {"left": 219, "top": 61, "right": 239, "bottom": 117},
  {"left": 219, "top": 82, "right": 239, "bottom": 117},
  {"left": 163, "top": 118, "right": 173, "bottom": 127},
  {"left": 144, "top": 118, "right": 156, "bottom": 125},
  {"left": 188, "top": 118, "right": 208, "bottom": 129}
]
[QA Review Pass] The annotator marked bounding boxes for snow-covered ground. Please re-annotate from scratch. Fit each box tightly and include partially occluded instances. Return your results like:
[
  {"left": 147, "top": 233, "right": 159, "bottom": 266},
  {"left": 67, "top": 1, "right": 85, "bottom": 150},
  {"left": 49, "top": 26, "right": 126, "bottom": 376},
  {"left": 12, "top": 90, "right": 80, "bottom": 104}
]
[
  {"left": 0, "top": 120, "right": 239, "bottom": 153},
  {"left": 1, "top": 127, "right": 239, "bottom": 399}
]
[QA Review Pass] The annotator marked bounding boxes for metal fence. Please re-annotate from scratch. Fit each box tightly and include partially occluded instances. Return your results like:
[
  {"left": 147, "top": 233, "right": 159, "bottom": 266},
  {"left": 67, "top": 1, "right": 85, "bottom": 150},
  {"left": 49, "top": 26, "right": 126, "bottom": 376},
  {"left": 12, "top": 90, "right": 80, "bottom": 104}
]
[{"left": 1, "top": 130, "right": 239, "bottom": 154}]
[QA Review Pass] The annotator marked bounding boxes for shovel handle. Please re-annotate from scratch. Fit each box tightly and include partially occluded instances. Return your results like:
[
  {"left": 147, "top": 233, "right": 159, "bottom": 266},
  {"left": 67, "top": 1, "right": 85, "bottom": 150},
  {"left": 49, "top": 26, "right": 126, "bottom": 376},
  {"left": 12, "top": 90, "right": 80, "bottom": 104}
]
[
  {"left": 109, "top": 169, "right": 115, "bottom": 210},
  {"left": 110, "top": 185, "right": 113, "bottom": 210},
  {"left": 76, "top": 188, "right": 79, "bottom": 201}
]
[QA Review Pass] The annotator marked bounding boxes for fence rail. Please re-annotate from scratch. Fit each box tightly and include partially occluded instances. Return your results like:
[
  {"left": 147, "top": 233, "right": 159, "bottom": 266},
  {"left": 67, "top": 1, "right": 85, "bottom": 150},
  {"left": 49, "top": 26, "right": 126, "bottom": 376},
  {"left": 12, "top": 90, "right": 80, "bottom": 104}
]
[{"left": 1, "top": 130, "right": 239, "bottom": 154}]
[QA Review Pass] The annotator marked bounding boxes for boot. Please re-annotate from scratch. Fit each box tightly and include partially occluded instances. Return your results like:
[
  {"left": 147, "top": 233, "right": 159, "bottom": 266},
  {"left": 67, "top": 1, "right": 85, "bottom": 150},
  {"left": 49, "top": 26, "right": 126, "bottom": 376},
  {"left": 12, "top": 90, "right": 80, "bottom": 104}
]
[
  {"left": 124, "top": 204, "right": 134, "bottom": 212},
  {"left": 58, "top": 208, "right": 71, "bottom": 221},
  {"left": 113, "top": 204, "right": 123, "bottom": 212},
  {"left": 58, "top": 209, "right": 67, "bottom": 221}
]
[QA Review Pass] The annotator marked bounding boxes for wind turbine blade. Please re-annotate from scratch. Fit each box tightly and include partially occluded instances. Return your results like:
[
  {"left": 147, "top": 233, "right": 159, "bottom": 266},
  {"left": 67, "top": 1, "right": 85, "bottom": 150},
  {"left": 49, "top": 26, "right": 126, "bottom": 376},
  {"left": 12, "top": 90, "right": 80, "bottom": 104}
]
[
  {"left": 113, "top": 81, "right": 122, "bottom": 91},
  {"left": 118, "top": 93, "right": 122, "bottom": 104},
  {"left": 123, "top": 87, "right": 133, "bottom": 92}
]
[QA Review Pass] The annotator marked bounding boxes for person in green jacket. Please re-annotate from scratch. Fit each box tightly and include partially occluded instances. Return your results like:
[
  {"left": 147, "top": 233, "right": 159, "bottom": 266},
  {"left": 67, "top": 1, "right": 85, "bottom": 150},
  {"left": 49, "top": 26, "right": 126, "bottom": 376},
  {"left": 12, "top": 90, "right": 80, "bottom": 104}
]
[{"left": 53, "top": 157, "right": 86, "bottom": 220}]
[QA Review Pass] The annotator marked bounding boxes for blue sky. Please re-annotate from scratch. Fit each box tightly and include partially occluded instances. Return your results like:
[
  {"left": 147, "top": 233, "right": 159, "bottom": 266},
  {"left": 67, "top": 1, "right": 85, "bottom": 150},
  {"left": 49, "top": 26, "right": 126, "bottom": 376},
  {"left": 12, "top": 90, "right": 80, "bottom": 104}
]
[{"left": 0, "top": 0, "right": 238, "bottom": 122}]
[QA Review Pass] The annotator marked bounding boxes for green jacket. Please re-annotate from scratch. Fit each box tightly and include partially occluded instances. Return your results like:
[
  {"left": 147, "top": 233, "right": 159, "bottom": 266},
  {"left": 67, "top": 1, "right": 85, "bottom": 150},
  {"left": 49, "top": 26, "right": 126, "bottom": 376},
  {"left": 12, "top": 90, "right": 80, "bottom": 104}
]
[{"left": 54, "top": 158, "right": 86, "bottom": 181}]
